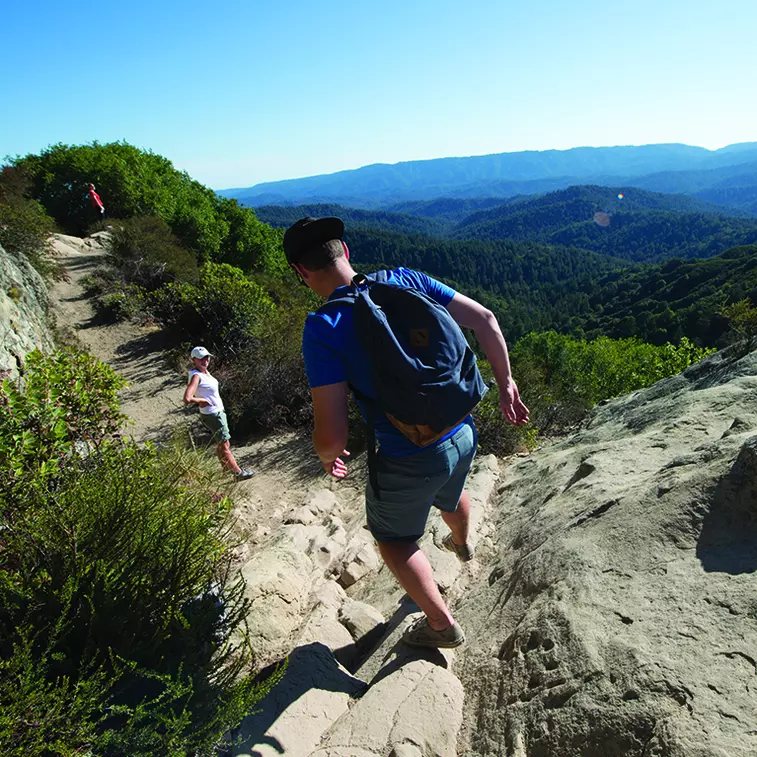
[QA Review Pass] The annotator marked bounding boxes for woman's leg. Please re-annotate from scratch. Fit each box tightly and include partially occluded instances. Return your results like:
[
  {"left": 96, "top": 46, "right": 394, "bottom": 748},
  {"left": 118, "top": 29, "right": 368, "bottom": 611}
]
[{"left": 216, "top": 441, "right": 241, "bottom": 474}]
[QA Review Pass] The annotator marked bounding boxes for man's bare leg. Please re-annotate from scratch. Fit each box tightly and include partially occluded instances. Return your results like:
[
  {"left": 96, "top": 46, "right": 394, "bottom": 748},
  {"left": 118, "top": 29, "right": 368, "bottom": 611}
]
[
  {"left": 440, "top": 490, "right": 471, "bottom": 546},
  {"left": 377, "top": 541, "right": 454, "bottom": 630}
]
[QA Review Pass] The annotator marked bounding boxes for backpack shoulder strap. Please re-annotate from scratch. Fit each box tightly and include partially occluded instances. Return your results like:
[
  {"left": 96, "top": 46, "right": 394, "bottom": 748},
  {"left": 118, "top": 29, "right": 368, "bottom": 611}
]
[{"left": 317, "top": 273, "right": 378, "bottom": 312}]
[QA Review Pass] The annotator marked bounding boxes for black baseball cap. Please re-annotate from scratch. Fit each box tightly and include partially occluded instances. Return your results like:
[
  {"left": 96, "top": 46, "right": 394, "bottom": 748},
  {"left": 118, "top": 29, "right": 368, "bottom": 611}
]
[{"left": 283, "top": 216, "right": 344, "bottom": 264}]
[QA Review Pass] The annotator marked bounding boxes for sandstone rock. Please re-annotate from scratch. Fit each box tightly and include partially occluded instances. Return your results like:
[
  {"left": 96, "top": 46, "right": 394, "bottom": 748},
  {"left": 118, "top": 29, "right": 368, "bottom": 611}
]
[
  {"left": 286, "top": 505, "right": 317, "bottom": 525},
  {"left": 239, "top": 542, "right": 314, "bottom": 653},
  {"left": 231, "top": 642, "right": 365, "bottom": 757},
  {"left": 313, "top": 580, "right": 349, "bottom": 610},
  {"left": 284, "top": 522, "right": 319, "bottom": 552},
  {"left": 389, "top": 745, "right": 423, "bottom": 757},
  {"left": 455, "top": 347, "right": 757, "bottom": 757},
  {"left": 312, "top": 521, "right": 348, "bottom": 572},
  {"left": 325, "top": 657, "right": 463, "bottom": 757},
  {"left": 298, "top": 607, "right": 356, "bottom": 668},
  {"left": 283, "top": 515, "right": 348, "bottom": 573},
  {"left": 307, "top": 489, "right": 340, "bottom": 515},
  {"left": 0, "top": 243, "right": 54, "bottom": 376},
  {"left": 339, "top": 600, "right": 385, "bottom": 641},
  {"left": 338, "top": 544, "right": 380, "bottom": 588}
]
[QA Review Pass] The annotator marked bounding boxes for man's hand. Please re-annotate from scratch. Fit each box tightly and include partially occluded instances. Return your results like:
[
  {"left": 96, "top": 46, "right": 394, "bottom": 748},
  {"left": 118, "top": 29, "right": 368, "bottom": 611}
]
[
  {"left": 322, "top": 450, "right": 350, "bottom": 479},
  {"left": 195, "top": 398, "right": 211, "bottom": 407},
  {"left": 500, "top": 378, "right": 530, "bottom": 426}
]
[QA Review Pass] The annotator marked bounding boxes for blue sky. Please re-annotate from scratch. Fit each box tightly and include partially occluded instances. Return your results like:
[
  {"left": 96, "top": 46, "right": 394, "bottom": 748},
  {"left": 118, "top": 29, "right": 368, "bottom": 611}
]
[{"left": 1, "top": 0, "right": 755, "bottom": 189}]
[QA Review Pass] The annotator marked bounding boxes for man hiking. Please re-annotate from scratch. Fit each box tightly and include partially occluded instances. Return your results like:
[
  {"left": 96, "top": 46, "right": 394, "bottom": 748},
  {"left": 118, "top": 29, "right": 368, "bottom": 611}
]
[{"left": 284, "top": 216, "right": 529, "bottom": 649}]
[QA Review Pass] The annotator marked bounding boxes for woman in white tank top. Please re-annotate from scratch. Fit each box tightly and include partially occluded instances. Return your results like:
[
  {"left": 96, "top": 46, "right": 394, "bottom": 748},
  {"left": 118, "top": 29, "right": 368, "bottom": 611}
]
[{"left": 183, "top": 346, "right": 254, "bottom": 480}]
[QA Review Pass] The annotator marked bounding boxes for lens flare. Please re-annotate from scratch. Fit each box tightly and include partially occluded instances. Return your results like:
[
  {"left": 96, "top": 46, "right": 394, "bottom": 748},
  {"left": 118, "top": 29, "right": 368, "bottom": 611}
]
[
  {"left": 593, "top": 211, "right": 611, "bottom": 227},
  {"left": 617, "top": 193, "right": 625, "bottom": 200}
]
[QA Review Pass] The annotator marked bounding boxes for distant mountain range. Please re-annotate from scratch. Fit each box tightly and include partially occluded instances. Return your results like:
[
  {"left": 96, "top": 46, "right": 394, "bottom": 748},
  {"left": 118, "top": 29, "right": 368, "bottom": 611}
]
[{"left": 219, "top": 143, "right": 757, "bottom": 212}]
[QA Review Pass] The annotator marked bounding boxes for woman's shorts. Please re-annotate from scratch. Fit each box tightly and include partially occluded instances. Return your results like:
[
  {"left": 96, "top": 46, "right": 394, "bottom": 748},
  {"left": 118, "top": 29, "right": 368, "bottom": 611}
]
[
  {"left": 365, "top": 419, "right": 478, "bottom": 543},
  {"left": 200, "top": 410, "right": 231, "bottom": 443}
]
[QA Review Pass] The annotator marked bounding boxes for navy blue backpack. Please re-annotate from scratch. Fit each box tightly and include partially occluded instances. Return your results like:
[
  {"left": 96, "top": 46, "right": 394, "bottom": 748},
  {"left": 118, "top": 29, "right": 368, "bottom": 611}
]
[{"left": 323, "top": 271, "right": 488, "bottom": 497}]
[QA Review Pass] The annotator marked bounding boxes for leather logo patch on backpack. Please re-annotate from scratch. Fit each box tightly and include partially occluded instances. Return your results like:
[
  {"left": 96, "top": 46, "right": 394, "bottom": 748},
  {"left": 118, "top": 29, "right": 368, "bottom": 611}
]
[{"left": 409, "top": 328, "right": 429, "bottom": 348}]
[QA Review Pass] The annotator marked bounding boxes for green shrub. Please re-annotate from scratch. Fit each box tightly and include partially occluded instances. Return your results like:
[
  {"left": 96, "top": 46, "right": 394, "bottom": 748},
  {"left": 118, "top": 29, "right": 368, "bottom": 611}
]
[
  {"left": 719, "top": 297, "right": 757, "bottom": 349},
  {"left": 472, "top": 367, "right": 538, "bottom": 457},
  {"left": 215, "top": 196, "right": 288, "bottom": 276},
  {"left": 14, "top": 142, "right": 286, "bottom": 276},
  {"left": 107, "top": 215, "right": 199, "bottom": 289},
  {"left": 219, "top": 303, "right": 314, "bottom": 432},
  {"left": 510, "top": 331, "right": 715, "bottom": 435},
  {"left": 0, "top": 166, "right": 59, "bottom": 279},
  {"left": 149, "top": 262, "right": 276, "bottom": 354},
  {"left": 0, "top": 349, "right": 128, "bottom": 498},
  {"left": 0, "top": 350, "right": 279, "bottom": 755}
]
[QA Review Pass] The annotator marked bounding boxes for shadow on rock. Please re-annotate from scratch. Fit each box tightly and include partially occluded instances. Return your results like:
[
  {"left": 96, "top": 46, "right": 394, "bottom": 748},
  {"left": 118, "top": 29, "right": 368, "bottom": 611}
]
[
  {"left": 697, "top": 434, "right": 757, "bottom": 574},
  {"left": 353, "top": 595, "right": 449, "bottom": 688},
  {"left": 245, "top": 433, "right": 340, "bottom": 480},
  {"left": 227, "top": 641, "right": 366, "bottom": 757}
]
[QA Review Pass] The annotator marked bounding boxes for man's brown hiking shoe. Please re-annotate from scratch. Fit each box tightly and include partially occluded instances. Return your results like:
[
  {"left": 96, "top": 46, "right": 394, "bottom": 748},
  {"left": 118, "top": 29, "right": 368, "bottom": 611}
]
[
  {"left": 442, "top": 533, "right": 475, "bottom": 562},
  {"left": 402, "top": 616, "right": 465, "bottom": 649}
]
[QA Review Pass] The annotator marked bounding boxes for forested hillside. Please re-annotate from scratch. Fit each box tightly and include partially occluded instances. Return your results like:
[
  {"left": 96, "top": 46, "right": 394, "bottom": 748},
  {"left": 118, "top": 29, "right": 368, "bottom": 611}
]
[
  {"left": 255, "top": 203, "right": 445, "bottom": 237},
  {"left": 236, "top": 187, "right": 757, "bottom": 348},
  {"left": 582, "top": 244, "right": 757, "bottom": 345},
  {"left": 385, "top": 197, "right": 508, "bottom": 224},
  {"left": 258, "top": 186, "right": 757, "bottom": 268},
  {"left": 453, "top": 186, "right": 757, "bottom": 262},
  {"left": 15, "top": 142, "right": 284, "bottom": 274},
  {"left": 630, "top": 160, "right": 757, "bottom": 212},
  {"left": 342, "top": 224, "right": 757, "bottom": 347}
]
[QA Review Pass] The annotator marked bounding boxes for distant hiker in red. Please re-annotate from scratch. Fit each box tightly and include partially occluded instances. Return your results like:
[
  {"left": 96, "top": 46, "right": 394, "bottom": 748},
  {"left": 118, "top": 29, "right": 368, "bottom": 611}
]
[{"left": 87, "top": 183, "right": 105, "bottom": 220}]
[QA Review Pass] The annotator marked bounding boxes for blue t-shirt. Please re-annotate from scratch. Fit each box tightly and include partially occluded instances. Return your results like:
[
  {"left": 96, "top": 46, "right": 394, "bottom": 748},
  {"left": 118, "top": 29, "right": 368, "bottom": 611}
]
[{"left": 302, "top": 267, "right": 462, "bottom": 457}]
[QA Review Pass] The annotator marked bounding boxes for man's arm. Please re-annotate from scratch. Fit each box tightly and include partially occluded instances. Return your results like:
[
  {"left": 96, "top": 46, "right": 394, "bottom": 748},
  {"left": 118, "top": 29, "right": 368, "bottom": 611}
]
[
  {"left": 446, "top": 293, "right": 529, "bottom": 425},
  {"left": 311, "top": 382, "right": 350, "bottom": 478}
]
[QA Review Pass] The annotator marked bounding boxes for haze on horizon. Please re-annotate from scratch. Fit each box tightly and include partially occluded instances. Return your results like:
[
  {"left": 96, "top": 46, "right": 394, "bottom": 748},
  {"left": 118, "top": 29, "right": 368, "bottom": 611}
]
[{"left": 1, "top": 0, "right": 755, "bottom": 190}]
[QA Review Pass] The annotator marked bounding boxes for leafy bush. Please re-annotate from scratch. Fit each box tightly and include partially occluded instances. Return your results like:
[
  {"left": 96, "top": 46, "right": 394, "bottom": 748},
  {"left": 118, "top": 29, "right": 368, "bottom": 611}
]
[
  {"left": 218, "top": 303, "right": 314, "bottom": 433},
  {"left": 472, "top": 363, "right": 538, "bottom": 457},
  {"left": 107, "top": 215, "right": 199, "bottom": 289},
  {"left": 510, "top": 331, "right": 715, "bottom": 434},
  {"left": 0, "top": 350, "right": 279, "bottom": 755},
  {"left": 149, "top": 262, "right": 276, "bottom": 354},
  {"left": 719, "top": 297, "right": 757, "bottom": 349},
  {"left": 0, "top": 349, "right": 127, "bottom": 498},
  {"left": 13, "top": 142, "right": 286, "bottom": 276},
  {"left": 0, "top": 166, "right": 58, "bottom": 279}
]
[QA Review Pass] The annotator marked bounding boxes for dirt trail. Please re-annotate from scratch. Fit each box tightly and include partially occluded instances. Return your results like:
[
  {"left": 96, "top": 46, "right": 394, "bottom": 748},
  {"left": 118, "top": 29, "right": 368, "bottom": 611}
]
[
  {"left": 49, "top": 233, "right": 184, "bottom": 441},
  {"left": 46, "top": 233, "right": 361, "bottom": 560}
]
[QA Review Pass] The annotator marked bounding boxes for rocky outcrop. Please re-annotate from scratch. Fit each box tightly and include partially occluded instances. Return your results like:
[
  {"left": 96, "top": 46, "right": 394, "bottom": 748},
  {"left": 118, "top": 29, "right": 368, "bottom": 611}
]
[
  {"left": 0, "top": 242, "right": 54, "bottom": 376},
  {"left": 231, "top": 455, "right": 501, "bottom": 757},
  {"left": 456, "top": 346, "right": 757, "bottom": 757},
  {"left": 230, "top": 346, "right": 757, "bottom": 757}
]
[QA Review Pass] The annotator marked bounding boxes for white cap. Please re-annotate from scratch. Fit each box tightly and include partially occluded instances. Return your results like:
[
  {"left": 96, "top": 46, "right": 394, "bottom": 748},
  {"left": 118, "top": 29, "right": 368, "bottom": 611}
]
[{"left": 190, "top": 346, "right": 213, "bottom": 359}]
